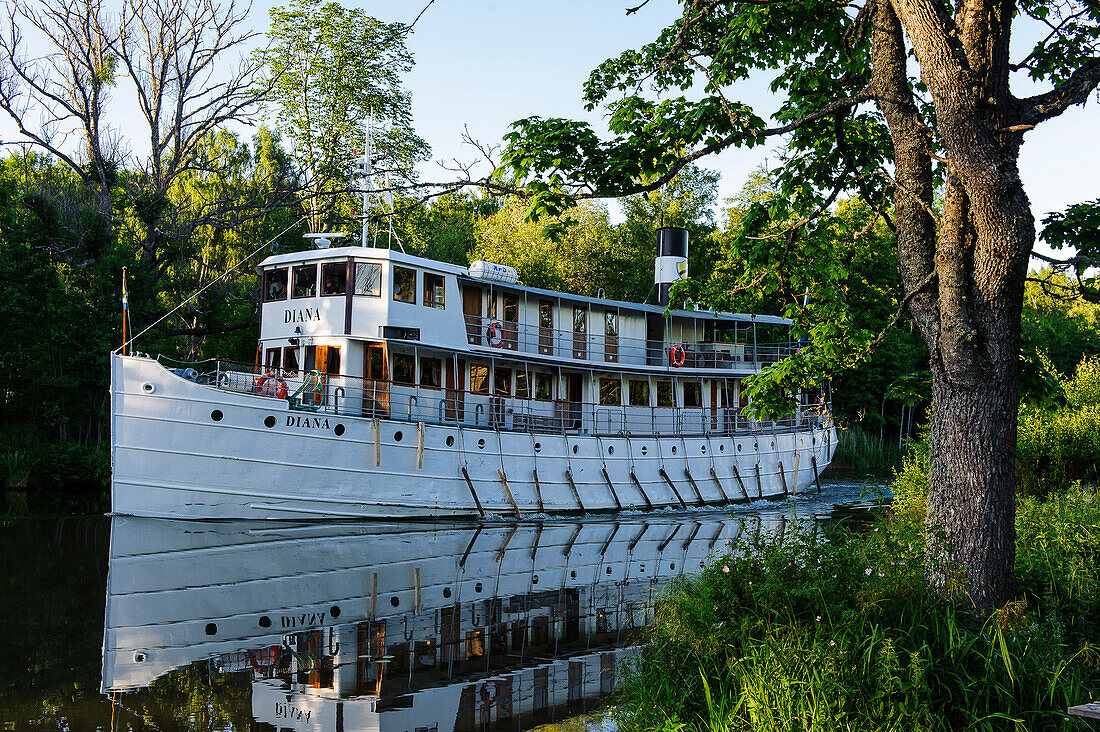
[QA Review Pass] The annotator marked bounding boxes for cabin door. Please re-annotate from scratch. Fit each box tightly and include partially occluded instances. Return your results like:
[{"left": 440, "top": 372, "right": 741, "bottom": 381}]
[
  {"left": 364, "top": 344, "right": 389, "bottom": 417},
  {"left": 710, "top": 380, "right": 722, "bottom": 431},
  {"left": 646, "top": 313, "right": 664, "bottom": 365},
  {"left": 463, "top": 286, "right": 482, "bottom": 344},
  {"left": 565, "top": 373, "right": 583, "bottom": 430},
  {"left": 445, "top": 358, "right": 465, "bottom": 421}
]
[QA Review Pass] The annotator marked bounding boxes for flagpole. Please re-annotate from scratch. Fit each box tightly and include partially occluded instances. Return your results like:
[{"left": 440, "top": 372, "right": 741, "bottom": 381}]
[{"left": 121, "top": 267, "right": 130, "bottom": 356}]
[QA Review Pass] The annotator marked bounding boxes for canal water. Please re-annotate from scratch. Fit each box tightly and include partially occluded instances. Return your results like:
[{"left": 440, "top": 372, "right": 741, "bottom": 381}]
[{"left": 0, "top": 482, "right": 884, "bottom": 731}]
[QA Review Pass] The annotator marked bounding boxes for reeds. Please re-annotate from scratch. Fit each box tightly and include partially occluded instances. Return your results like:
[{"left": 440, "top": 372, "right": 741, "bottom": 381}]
[{"left": 828, "top": 429, "right": 906, "bottom": 479}]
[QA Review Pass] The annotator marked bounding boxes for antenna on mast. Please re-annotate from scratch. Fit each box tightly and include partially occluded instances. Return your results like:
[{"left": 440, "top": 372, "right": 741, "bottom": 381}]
[{"left": 353, "top": 112, "right": 374, "bottom": 247}]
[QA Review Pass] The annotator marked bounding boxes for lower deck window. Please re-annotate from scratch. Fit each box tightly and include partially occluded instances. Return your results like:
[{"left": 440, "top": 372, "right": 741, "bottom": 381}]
[
  {"left": 656, "top": 379, "right": 674, "bottom": 407},
  {"left": 393, "top": 353, "right": 415, "bottom": 384},
  {"left": 534, "top": 373, "right": 553, "bottom": 400},
  {"left": 470, "top": 365, "right": 489, "bottom": 394},
  {"left": 683, "top": 381, "right": 703, "bottom": 407},
  {"left": 599, "top": 377, "right": 621, "bottom": 406},
  {"left": 495, "top": 367, "right": 512, "bottom": 396},
  {"left": 419, "top": 357, "right": 442, "bottom": 388},
  {"left": 628, "top": 379, "right": 649, "bottom": 406}
]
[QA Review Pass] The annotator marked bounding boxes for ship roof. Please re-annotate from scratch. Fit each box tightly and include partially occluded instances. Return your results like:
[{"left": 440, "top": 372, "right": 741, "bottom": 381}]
[{"left": 258, "top": 245, "right": 792, "bottom": 326}]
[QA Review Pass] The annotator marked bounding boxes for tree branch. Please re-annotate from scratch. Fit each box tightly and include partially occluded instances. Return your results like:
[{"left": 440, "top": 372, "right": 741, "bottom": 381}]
[{"left": 1015, "top": 57, "right": 1100, "bottom": 126}]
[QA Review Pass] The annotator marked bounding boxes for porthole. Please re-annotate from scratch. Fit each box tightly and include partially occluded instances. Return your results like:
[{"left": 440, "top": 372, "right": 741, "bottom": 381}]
[
  {"left": 446, "top": 435, "right": 455, "bottom": 447},
  {"left": 720, "top": 444, "right": 726, "bottom": 452},
  {"left": 134, "top": 653, "right": 147, "bottom": 663},
  {"left": 532, "top": 575, "right": 539, "bottom": 585},
  {"left": 475, "top": 582, "right": 483, "bottom": 593},
  {"left": 205, "top": 623, "right": 218, "bottom": 636},
  {"left": 330, "top": 605, "right": 341, "bottom": 618},
  {"left": 669, "top": 562, "right": 676, "bottom": 571},
  {"left": 671, "top": 445, "right": 677, "bottom": 455},
  {"left": 606, "top": 567, "right": 613, "bottom": 575},
  {"left": 608, "top": 445, "right": 615, "bottom": 456},
  {"left": 737, "top": 442, "right": 742, "bottom": 452},
  {"left": 534, "top": 441, "right": 542, "bottom": 453},
  {"left": 754, "top": 441, "right": 759, "bottom": 451},
  {"left": 390, "top": 596, "right": 400, "bottom": 607},
  {"left": 570, "top": 570, "right": 577, "bottom": 579},
  {"left": 264, "top": 415, "right": 276, "bottom": 428},
  {"left": 477, "top": 438, "right": 486, "bottom": 449},
  {"left": 639, "top": 564, "right": 646, "bottom": 573},
  {"left": 640, "top": 445, "right": 647, "bottom": 455},
  {"left": 142, "top": 382, "right": 155, "bottom": 394},
  {"left": 210, "top": 409, "right": 223, "bottom": 422},
  {"left": 258, "top": 615, "right": 271, "bottom": 628},
  {"left": 443, "top": 587, "right": 452, "bottom": 598},
  {"left": 334, "top": 423, "right": 345, "bottom": 436},
  {"left": 394, "top": 430, "right": 404, "bottom": 442},
  {"left": 572, "top": 444, "right": 579, "bottom": 455},
  {"left": 700, "top": 444, "right": 707, "bottom": 454},
  {"left": 771, "top": 440, "right": 776, "bottom": 449}
]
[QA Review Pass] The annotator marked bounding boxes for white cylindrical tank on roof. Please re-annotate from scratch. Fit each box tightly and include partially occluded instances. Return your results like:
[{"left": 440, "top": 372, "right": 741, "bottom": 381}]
[{"left": 468, "top": 260, "right": 520, "bottom": 285}]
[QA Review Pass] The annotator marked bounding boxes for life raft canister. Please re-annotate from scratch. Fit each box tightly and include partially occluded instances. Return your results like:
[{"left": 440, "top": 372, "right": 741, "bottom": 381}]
[
  {"left": 669, "top": 344, "right": 687, "bottom": 368},
  {"left": 254, "top": 371, "right": 288, "bottom": 399},
  {"left": 486, "top": 320, "right": 505, "bottom": 348}
]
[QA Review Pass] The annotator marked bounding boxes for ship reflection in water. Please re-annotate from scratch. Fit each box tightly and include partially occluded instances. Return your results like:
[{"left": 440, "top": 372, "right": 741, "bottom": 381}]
[{"left": 101, "top": 511, "right": 794, "bottom": 732}]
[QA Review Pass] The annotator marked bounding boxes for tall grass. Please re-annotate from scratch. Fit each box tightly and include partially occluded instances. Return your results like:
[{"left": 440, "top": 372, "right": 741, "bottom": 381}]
[
  {"left": 614, "top": 488, "right": 1100, "bottom": 731},
  {"left": 828, "top": 428, "right": 906, "bottom": 478}
]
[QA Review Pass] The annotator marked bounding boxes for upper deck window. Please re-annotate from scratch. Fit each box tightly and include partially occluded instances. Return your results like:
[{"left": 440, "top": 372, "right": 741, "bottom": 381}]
[
  {"left": 393, "top": 266, "right": 416, "bottom": 303},
  {"left": 321, "top": 261, "right": 347, "bottom": 296},
  {"left": 423, "top": 273, "right": 445, "bottom": 308},
  {"left": 599, "top": 377, "right": 621, "bottom": 406},
  {"left": 354, "top": 262, "right": 382, "bottom": 296},
  {"left": 393, "top": 353, "right": 415, "bottom": 384},
  {"left": 292, "top": 264, "right": 317, "bottom": 298},
  {"left": 263, "top": 268, "right": 288, "bottom": 301}
]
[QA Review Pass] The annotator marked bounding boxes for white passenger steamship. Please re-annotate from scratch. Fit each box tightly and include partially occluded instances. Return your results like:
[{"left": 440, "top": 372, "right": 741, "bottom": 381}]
[{"left": 109, "top": 227, "right": 834, "bottom": 519}]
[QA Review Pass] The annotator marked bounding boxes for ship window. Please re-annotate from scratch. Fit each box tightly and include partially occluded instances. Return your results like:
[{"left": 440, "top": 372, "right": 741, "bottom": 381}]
[
  {"left": 354, "top": 262, "right": 382, "bottom": 296},
  {"left": 292, "top": 264, "right": 317, "bottom": 298},
  {"left": 683, "top": 380, "right": 703, "bottom": 408},
  {"left": 321, "top": 261, "right": 347, "bottom": 296},
  {"left": 656, "top": 378, "right": 674, "bottom": 407},
  {"left": 470, "top": 365, "right": 489, "bottom": 394},
  {"left": 503, "top": 294, "right": 519, "bottom": 322},
  {"left": 539, "top": 300, "right": 553, "bottom": 328},
  {"left": 494, "top": 367, "right": 512, "bottom": 396},
  {"left": 265, "top": 348, "right": 281, "bottom": 370},
  {"left": 263, "top": 267, "right": 288, "bottom": 301},
  {"left": 423, "top": 273, "right": 445, "bottom": 308},
  {"left": 419, "top": 357, "right": 442, "bottom": 388},
  {"left": 599, "top": 377, "right": 621, "bottom": 406},
  {"left": 573, "top": 307, "right": 586, "bottom": 333},
  {"left": 283, "top": 347, "right": 299, "bottom": 373},
  {"left": 534, "top": 372, "right": 552, "bottom": 400},
  {"left": 629, "top": 379, "right": 649, "bottom": 406},
  {"left": 515, "top": 371, "right": 529, "bottom": 398},
  {"left": 393, "top": 266, "right": 416, "bottom": 303},
  {"left": 605, "top": 311, "right": 618, "bottom": 337},
  {"left": 393, "top": 353, "right": 415, "bottom": 384}
]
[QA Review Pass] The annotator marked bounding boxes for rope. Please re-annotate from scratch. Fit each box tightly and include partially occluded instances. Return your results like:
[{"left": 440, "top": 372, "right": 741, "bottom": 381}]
[{"left": 117, "top": 216, "right": 307, "bottom": 353}]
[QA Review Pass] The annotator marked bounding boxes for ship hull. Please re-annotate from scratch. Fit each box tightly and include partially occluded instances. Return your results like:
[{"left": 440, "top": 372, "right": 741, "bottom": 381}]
[{"left": 111, "top": 354, "right": 835, "bottom": 520}]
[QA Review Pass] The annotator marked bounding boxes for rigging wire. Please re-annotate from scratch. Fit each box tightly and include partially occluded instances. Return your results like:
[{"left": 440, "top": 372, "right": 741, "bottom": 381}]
[{"left": 116, "top": 216, "right": 307, "bottom": 354}]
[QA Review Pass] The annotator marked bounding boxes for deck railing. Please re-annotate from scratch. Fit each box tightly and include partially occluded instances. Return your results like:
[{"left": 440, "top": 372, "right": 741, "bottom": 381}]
[
  {"left": 462, "top": 313, "right": 796, "bottom": 370},
  {"left": 192, "top": 360, "right": 831, "bottom": 439}
]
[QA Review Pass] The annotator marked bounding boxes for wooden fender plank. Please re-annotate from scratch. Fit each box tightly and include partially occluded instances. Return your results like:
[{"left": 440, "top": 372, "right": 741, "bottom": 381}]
[
  {"left": 460, "top": 466, "right": 485, "bottom": 517},
  {"left": 564, "top": 468, "right": 587, "bottom": 514},
  {"left": 709, "top": 467, "right": 732, "bottom": 504},
  {"left": 497, "top": 469, "right": 522, "bottom": 518},
  {"left": 629, "top": 471, "right": 654, "bottom": 510},
  {"left": 683, "top": 468, "right": 706, "bottom": 505},
  {"left": 730, "top": 463, "right": 751, "bottom": 501},
  {"left": 601, "top": 468, "right": 623, "bottom": 511},
  {"left": 658, "top": 468, "right": 688, "bottom": 509}
]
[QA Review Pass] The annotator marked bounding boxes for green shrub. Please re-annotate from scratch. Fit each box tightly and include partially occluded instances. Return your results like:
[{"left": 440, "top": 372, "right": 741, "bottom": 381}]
[{"left": 615, "top": 490, "right": 1100, "bottom": 732}]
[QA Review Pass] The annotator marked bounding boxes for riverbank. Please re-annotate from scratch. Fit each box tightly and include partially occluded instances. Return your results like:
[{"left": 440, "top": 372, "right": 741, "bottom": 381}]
[{"left": 613, "top": 480, "right": 1100, "bottom": 730}]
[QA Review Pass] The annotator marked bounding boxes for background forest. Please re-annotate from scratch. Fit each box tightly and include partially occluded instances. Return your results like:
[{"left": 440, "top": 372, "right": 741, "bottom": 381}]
[{"left": 0, "top": 0, "right": 1096, "bottom": 506}]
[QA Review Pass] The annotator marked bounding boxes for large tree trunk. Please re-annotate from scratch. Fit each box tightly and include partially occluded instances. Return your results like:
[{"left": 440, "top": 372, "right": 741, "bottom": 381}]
[{"left": 872, "top": 0, "right": 1035, "bottom": 612}]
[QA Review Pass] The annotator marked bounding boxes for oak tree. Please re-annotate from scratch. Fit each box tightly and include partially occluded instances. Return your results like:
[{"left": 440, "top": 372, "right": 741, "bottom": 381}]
[{"left": 502, "top": 0, "right": 1100, "bottom": 610}]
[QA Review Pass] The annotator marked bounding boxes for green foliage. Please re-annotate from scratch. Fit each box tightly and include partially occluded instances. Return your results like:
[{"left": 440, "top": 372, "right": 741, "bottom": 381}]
[
  {"left": 1022, "top": 269, "right": 1100, "bottom": 382},
  {"left": 472, "top": 197, "right": 633, "bottom": 298},
  {"left": 616, "top": 489, "right": 1100, "bottom": 731},
  {"left": 1017, "top": 358, "right": 1100, "bottom": 497},
  {"left": 257, "top": 0, "right": 428, "bottom": 232}
]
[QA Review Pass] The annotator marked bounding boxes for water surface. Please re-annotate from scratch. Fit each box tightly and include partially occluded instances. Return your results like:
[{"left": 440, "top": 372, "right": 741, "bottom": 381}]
[{"left": 0, "top": 481, "right": 884, "bottom": 730}]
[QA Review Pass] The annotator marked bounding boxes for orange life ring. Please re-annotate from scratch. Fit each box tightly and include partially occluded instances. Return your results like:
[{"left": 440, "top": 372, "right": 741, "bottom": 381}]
[
  {"left": 670, "top": 344, "right": 686, "bottom": 367},
  {"left": 254, "top": 371, "right": 288, "bottom": 399},
  {"left": 486, "top": 320, "right": 504, "bottom": 348}
]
